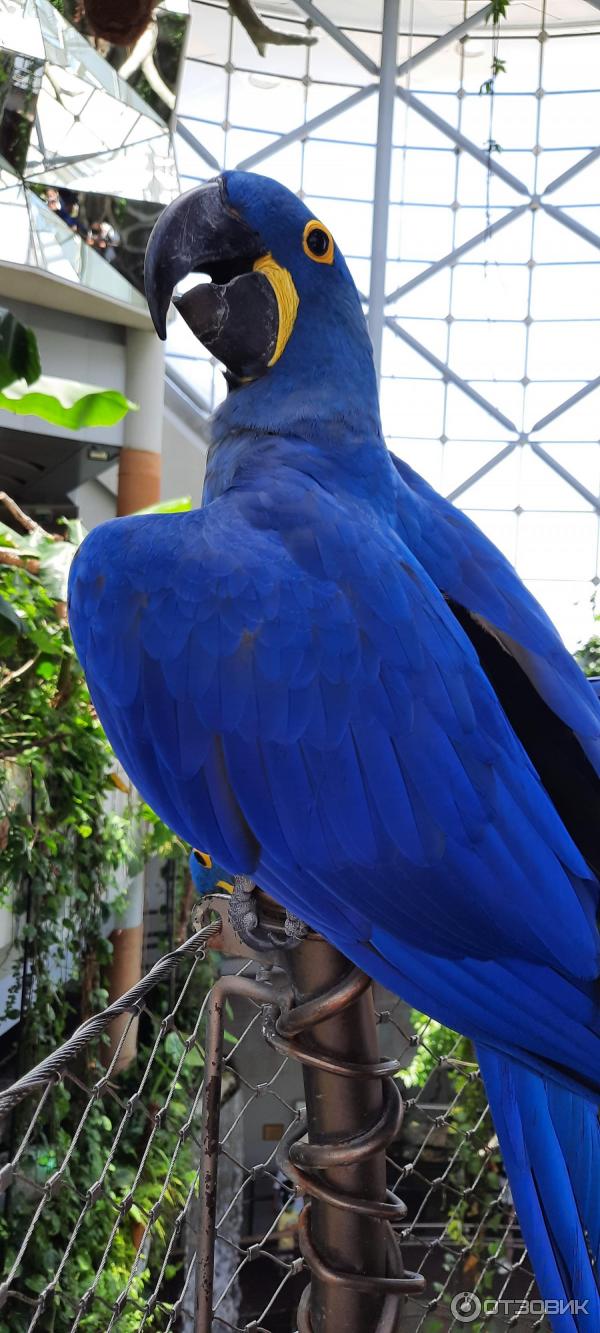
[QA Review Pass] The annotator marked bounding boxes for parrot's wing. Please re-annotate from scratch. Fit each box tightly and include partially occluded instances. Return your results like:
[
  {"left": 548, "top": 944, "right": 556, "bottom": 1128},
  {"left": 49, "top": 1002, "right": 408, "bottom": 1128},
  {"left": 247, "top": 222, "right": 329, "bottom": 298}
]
[
  {"left": 69, "top": 484, "right": 598, "bottom": 976},
  {"left": 391, "top": 455, "right": 600, "bottom": 875}
]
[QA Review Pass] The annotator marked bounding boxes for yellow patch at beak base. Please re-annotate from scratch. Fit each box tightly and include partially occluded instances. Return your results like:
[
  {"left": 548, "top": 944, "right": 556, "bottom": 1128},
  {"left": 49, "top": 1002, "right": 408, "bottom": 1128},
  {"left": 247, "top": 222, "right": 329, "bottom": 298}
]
[{"left": 253, "top": 253, "right": 299, "bottom": 367}]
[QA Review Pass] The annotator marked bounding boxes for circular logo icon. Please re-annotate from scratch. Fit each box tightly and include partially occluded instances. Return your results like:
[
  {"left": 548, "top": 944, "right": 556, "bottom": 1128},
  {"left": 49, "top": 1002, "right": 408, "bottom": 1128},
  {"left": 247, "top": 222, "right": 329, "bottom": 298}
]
[{"left": 450, "top": 1292, "right": 482, "bottom": 1323}]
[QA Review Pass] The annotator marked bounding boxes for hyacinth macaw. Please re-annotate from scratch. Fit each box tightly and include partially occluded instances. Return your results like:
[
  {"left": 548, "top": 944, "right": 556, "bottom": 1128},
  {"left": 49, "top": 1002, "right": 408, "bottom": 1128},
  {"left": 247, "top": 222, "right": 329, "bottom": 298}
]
[
  {"left": 68, "top": 172, "right": 600, "bottom": 1329},
  {"left": 189, "top": 848, "right": 233, "bottom": 896}
]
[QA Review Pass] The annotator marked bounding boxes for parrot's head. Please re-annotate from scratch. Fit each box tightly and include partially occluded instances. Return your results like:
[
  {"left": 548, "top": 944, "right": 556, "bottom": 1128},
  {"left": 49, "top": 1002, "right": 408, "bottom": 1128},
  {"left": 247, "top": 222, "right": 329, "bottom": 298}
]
[
  {"left": 189, "top": 849, "right": 233, "bottom": 897},
  {"left": 144, "top": 171, "right": 381, "bottom": 440}
]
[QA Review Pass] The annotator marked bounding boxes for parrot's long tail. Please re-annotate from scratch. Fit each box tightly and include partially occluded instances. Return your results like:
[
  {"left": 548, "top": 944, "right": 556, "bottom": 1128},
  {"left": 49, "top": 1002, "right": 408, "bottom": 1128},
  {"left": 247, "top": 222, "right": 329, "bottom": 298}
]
[{"left": 477, "top": 1046, "right": 600, "bottom": 1332}]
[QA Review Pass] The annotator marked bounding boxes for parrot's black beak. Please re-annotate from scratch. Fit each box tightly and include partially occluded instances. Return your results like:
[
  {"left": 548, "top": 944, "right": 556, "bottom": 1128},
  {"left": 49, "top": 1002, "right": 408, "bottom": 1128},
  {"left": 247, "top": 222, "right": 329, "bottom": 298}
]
[{"left": 144, "top": 177, "right": 281, "bottom": 383}]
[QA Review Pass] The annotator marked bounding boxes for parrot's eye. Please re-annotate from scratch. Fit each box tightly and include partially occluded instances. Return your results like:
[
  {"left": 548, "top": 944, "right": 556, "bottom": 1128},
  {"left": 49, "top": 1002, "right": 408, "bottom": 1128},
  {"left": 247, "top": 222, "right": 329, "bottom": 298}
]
[
  {"left": 194, "top": 850, "right": 212, "bottom": 868},
  {"left": 303, "top": 220, "right": 334, "bottom": 265}
]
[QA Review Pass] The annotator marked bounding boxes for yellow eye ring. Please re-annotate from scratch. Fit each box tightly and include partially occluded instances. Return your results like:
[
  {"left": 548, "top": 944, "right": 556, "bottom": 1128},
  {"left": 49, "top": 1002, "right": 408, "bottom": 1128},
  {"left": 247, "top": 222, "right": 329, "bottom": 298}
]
[
  {"left": 302, "top": 219, "right": 334, "bottom": 265},
  {"left": 194, "top": 850, "right": 212, "bottom": 869}
]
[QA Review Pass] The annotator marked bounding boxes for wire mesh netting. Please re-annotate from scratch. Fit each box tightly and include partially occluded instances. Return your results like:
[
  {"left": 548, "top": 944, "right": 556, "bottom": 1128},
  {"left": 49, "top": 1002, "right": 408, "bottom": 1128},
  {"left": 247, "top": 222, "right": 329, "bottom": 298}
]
[{"left": 0, "top": 918, "right": 545, "bottom": 1332}]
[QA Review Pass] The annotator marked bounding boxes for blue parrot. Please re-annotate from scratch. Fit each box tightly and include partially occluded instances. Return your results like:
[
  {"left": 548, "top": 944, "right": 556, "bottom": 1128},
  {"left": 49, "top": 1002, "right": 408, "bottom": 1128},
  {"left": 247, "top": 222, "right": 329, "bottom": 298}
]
[
  {"left": 68, "top": 172, "right": 600, "bottom": 1329},
  {"left": 189, "top": 848, "right": 233, "bottom": 896}
]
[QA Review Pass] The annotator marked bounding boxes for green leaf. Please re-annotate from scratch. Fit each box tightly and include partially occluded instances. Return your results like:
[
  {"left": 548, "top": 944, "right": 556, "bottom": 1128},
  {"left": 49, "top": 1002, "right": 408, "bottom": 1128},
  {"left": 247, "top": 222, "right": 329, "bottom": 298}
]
[
  {"left": 36, "top": 540, "right": 76, "bottom": 602},
  {"left": 77, "top": 824, "right": 93, "bottom": 838},
  {"left": 0, "top": 307, "right": 41, "bottom": 390},
  {"left": 0, "top": 376, "right": 138, "bottom": 430},
  {"left": 134, "top": 496, "right": 192, "bottom": 516},
  {"left": 36, "top": 660, "right": 55, "bottom": 680},
  {"left": 29, "top": 626, "right": 64, "bottom": 655},
  {"left": 60, "top": 517, "right": 88, "bottom": 548}
]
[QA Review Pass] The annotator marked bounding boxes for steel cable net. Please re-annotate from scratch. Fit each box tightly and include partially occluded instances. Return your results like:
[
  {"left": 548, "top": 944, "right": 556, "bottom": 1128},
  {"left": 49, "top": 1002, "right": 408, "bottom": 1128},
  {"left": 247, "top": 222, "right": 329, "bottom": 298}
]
[{"left": 0, "top": 920, "right": 544, "bottom": 1333}]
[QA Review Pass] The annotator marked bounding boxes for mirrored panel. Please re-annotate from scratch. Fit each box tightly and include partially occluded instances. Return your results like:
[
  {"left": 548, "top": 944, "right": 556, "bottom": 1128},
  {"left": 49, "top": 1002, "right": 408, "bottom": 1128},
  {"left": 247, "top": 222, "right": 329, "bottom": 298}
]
[
  {"left": 0, "top": 170, "right": 35, "bottom": 263},
  {"left": 26, "top": 132, "right": 179, "bottom": 201},
  {"left": 28, "top": 181, "right": 162, "bottom": 292},
  {"left": 25, "top": 185, "right": 147, "bottom": 307},
  {"left": 44, "top": 0, "right": 188, "bottom": 124},
  {"left": 0, "top": 0, "right": 44, "bottom": 61}
]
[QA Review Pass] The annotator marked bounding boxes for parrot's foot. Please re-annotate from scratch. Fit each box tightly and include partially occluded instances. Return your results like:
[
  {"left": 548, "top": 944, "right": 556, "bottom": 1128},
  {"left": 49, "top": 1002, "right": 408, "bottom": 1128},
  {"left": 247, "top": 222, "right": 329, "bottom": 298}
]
[
  {"left": 283, "top": 911, "right": 309, "bottom": 943},
  {"left": 230, "top": 875, "right": 309, "bottom": 953}
]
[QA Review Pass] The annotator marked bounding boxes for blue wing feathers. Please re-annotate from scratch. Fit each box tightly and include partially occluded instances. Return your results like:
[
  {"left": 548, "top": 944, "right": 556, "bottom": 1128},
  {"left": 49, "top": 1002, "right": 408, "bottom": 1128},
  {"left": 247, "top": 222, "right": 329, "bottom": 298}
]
[
  {"left": 391, "top": 455, "right": 600, "bottom": 761},
  {"left": 68, "top": 460, "right": 600, "bottom": 1332},
  {"left": 478, "top": 1048, "right": 600, "bottom": 1331}
]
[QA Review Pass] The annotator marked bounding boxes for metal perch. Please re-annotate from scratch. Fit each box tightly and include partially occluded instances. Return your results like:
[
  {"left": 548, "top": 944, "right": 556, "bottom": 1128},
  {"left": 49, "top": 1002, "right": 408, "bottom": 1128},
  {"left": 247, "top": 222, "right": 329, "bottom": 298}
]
[{"left": 195, "top": 892, "right": 424, "bottom": 1332}]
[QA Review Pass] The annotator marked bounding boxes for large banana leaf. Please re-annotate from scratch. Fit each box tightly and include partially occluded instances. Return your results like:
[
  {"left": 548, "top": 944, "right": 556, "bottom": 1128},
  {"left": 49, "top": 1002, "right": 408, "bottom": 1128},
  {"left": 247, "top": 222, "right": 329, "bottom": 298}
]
[{"left": 0, "top": 375, "right": 137, "bottom": 429}]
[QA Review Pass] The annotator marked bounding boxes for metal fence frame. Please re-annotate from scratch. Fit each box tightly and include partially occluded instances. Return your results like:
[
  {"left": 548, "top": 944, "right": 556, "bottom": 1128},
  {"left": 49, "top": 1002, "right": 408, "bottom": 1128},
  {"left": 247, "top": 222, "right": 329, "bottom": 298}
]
[{"left": 0, "top": 891, "right": 542, "bottom": 1332}]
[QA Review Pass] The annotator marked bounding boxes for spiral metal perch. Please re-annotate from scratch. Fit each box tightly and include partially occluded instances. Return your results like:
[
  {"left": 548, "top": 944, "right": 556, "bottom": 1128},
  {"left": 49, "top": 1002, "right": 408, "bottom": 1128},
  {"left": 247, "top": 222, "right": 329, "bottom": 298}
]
[{"left": 196, "top": 891, "right": 425, "bottom": 1333}]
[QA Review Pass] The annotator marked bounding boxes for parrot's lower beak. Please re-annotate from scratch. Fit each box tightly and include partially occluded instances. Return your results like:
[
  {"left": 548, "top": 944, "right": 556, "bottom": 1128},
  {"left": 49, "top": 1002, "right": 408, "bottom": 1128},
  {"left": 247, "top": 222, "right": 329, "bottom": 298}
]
[{"left": 144, "top": 177, "right": 282, "bottom": 384}]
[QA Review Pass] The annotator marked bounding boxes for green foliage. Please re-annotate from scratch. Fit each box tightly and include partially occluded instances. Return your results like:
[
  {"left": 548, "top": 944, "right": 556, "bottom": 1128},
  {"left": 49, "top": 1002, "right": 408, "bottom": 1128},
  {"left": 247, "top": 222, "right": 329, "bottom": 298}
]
[
  {"left": 0, "top": 1025, "right": 203, "bottom": 1332},
  {"left": 488, "top": 0, "right": 510, "bottom": 20},
  {"left": 0, "top": 307, "right": 41, "bottom": 391},
  {"left": 575, "top": 622, "right": 600, "bottom": 678},
  {"left": 0, "top": 552, "right": 133, "bottom": 1050},
  {"left": 0, "top": 306, "right": 136, "bottom": 428},
  {"left": 0, "top": 507, "right": 202, "bottom": 1327},
  {"left": 134, "top": 496, "right": 192, "bottom": 516},
  {"left": 402, "top": 1017, "right": 506, "bottom": 1302},
  {"left": 480, "top": 57, "right": 507, "bottom": 96},
  {"left": 0, "top": 376, "right": 137, "bottom": 430}
]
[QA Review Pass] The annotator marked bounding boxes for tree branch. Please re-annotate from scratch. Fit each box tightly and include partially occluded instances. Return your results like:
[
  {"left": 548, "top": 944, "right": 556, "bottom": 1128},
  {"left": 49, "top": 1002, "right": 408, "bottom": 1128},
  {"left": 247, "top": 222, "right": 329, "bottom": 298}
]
[
  {"left": 0, "top": 549, "right": 39, "bottom": 573},
  {"left": 229, "top": 0, "right": 316, "bottom": 55},
  {"left": 0, "top": 491, "right": 60, "bottom": 541}
]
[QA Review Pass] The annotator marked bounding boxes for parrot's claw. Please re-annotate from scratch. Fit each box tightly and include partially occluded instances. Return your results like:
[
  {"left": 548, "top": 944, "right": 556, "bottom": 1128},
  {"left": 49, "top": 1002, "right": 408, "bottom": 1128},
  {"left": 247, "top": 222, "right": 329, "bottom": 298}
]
[
  {"left": 230, "top": 876, "right": 308, "bottom": 953},
  {"left": 283, "top": 911, "right": 309, "bottom": 942}
]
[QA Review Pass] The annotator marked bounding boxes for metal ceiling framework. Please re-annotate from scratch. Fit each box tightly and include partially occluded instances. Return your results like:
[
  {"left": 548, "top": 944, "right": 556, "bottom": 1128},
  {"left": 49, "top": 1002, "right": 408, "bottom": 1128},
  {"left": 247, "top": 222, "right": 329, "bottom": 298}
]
[{"left": 175, "top": 0, "right": 600, "bottom": 637}]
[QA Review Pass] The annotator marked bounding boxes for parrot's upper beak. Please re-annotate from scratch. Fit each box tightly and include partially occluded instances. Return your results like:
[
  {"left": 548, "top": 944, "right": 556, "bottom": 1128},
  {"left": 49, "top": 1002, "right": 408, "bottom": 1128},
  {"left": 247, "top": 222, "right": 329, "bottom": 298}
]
[{"left": 144, "top": 176, "right": 292, "bottom": 385}]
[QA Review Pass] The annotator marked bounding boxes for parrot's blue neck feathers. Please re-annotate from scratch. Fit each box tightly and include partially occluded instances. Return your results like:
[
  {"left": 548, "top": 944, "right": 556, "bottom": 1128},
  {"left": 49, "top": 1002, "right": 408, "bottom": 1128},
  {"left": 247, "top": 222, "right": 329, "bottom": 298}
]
[
  {"left": 213, "top": 244, "right": 381, "bottom": 442},
  {"left": 204, "top": 423, "right": 398, "bottom": 521},
  {"left": 205, "top": 289, "right": 393, "bottom": 512}
]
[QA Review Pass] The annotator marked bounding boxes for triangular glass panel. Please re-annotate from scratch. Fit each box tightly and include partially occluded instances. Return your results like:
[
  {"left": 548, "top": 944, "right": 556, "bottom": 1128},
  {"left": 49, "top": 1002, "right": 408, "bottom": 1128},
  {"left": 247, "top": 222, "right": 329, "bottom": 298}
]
[
  {"left": 0, "top": 177, "right": 34, "bottom": 263},
  {"left": 538, "top": 149, "right": 599, "bottom": 202},
  {"left": 449, "top": 446, "right": 520, "bottom": 508},
  {"left": 538, "top": 442, "right": 600, "bottom": 500},
  {"left": 1, "top": 0, "right": 44, "bottom": 59},
  {"left": 24, "top": 58, "right": 174, "bottom": 185},
  {"left": 26, "top": 132, "right": 178, "bottom": 202},
  {"left": 305, "top": 82, "right": 378, "bottom": 146},
  {"left": 519, "top": 444, "right": 595, "bottom": 512},
  {"left": 445, "top": 382, "right": 516, "bottom": 442},
  {"left": 441, "top": 440, "right": 505, "bottom": 497},
  {"left": 534, "top": 206, "right": 600, "bottom": 264},
  {"left": 527, "top": 378, "right": 600, "bottom": 444},
  {"left": 36, "top": 0, "right": 166, "bottom": 131},
  {"left": 36, "top": 0, "right": 187, "bottom": 125}
]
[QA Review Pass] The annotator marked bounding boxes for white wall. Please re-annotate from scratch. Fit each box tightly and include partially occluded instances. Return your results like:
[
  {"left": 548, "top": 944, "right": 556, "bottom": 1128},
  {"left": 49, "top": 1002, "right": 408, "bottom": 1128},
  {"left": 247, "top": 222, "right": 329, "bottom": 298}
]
[{"left": 4, "top": 298, "right": 128, "bottom": 449}]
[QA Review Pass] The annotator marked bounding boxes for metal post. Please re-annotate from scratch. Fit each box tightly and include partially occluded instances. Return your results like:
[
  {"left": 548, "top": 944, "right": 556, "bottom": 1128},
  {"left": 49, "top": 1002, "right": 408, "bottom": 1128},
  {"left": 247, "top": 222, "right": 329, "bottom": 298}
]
[
  {"left": 269, "top": 933, "right": 425, "bottom": 1333},
  {"left": 368, "top": 0, "right": 399, "bottom": 379},
  {"left": 195, "top": 971, "right": 276, "bottom": 1328}
]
